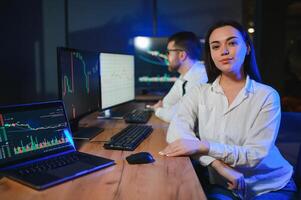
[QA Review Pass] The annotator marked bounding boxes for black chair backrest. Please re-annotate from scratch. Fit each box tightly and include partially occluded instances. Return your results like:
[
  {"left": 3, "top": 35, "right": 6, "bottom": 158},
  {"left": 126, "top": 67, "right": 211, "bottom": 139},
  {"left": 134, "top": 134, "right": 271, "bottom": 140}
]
[
  {"left": 278, "top": 112, "right": 301, "bottom": 191},
  {"left": 278, "top": 112, "right": 301, "bottom": 141},
  {"left": 296, "top": 144, "right": 301, "bottom": 188}
]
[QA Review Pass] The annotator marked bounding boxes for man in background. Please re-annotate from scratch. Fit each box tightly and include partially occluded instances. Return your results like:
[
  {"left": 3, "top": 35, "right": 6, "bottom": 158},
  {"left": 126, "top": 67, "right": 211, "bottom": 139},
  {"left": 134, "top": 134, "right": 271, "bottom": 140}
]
[{"left": 149, "top": 31, "right": 208, "bottom": 122}]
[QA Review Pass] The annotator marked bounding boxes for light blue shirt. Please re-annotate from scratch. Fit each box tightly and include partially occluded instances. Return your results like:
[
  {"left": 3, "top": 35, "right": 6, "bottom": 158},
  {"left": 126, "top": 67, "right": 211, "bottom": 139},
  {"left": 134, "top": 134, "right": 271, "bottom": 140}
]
[{"left": 166, "top": 75, "right": 293, "bottom": 199}]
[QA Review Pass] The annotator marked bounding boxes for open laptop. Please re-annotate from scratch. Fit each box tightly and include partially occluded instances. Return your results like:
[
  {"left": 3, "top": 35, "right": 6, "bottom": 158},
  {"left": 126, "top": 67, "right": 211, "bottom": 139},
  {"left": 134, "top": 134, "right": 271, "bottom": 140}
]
[{"left": 0, "top": 101, "right": 115, "bottom": 190}]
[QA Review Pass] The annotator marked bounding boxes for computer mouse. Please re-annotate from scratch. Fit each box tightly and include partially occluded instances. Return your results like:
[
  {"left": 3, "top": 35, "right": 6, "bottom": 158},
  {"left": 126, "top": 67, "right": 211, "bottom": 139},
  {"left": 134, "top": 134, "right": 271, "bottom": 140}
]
[{"left": 126, "top": 152, "right": 155, "bottom": 164}]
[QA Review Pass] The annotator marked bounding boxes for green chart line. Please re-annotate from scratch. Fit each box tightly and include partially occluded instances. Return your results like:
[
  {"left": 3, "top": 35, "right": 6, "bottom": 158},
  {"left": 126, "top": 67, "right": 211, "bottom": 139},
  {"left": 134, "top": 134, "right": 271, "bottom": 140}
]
[
  {"left": 63, "top": 75, "right": 73, "bottom": 95},
  {"left": 0, "top": 127, "right": 8, "bottom": 141},
  {"left": 73, "top": 52, "right": 90, "bottom": 94},
  {"left": 5, "top": 145, "right": 11, "bottom": 158},
  {"left": 0, "top": 127, "right": 11, "bottom": 158}
]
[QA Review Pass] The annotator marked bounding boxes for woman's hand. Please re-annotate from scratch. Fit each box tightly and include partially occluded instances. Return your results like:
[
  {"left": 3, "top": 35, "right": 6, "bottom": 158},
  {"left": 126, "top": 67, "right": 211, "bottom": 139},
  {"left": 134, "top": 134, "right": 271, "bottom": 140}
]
[
  {"left": 159, "top": 139, "right": 209, "bottom": 156},
  {"left": 149, "top": 100, "right": 163, "bottom": 110},
  {"left": 211, "top": 160, "right": 245, "bottom": 191}
]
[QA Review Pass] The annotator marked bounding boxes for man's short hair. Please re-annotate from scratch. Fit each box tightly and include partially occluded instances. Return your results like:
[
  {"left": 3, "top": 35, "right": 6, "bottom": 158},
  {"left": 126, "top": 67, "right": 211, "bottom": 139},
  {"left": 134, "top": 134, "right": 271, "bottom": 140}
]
[{"left": 167, "top": 31, "right": 202, "bottom": 60}]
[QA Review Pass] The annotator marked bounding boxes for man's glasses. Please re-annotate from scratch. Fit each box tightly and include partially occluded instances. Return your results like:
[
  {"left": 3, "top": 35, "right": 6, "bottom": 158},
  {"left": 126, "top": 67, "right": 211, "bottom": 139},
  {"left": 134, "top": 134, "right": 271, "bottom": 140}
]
[{"left": 165, "top": 49, "right": 184, "bottom": 55}]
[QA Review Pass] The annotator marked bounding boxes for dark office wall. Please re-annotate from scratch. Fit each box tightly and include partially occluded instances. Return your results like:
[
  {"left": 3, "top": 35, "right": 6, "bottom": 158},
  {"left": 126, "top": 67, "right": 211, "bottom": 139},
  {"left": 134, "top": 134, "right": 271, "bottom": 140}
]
[
  {"left": 254, "top": 0, "right": 301, "bottom": 113},
  {"left": 255, "top": 0, "right": 287, "bottom": 92},
  {"left": 0, "top": 0, "right": 242, "bottom": 106},
  {"left": 42, "top": 0, "right": 66, "bottom": 101},
  {"left": 68, "top": 0, "right": 153, "bottom": 53},
  {"left": 0, "top": 1, "right": 43, "bottom": 105},
  {"left": 157, "top": 0, "right": 241, "bottom": 37},
  {"left": 0, "top": 0, "right": 65, "bottom": 106},
  {"left": 68, "top": 0, "right": 242, "bottom": 53}
]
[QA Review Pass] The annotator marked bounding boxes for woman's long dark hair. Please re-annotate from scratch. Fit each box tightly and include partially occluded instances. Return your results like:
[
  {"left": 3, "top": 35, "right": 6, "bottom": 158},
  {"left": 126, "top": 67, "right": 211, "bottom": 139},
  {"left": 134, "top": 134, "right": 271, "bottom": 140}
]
[{"left": 203, "top": 20, "right": 262, "bottom": 83}]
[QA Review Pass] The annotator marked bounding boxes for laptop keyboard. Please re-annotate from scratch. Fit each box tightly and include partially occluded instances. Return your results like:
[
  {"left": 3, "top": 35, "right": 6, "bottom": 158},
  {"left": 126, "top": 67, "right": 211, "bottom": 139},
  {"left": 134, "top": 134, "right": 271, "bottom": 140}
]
[
  {"left": 17, "top": 153, "right": 80, "bottom": 176},
  {"left": 103, "top": 124, "right": 153, "bottom": 151},
  {"left": 123, "top": 109, "right": 152, "bottom": 124}
]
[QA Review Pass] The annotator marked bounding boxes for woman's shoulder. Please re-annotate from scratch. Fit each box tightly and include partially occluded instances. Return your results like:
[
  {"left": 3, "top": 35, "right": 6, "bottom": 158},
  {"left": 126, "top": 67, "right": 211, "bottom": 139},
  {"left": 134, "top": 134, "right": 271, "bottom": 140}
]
[{"left": 251, "top": 80, "right": 280, "bottom": 99}]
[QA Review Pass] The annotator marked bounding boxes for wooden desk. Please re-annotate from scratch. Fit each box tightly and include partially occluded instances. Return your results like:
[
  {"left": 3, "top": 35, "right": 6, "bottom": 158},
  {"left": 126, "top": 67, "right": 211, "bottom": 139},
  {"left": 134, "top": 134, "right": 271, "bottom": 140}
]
[
  {"left": 135, "top": 94, "right": 163, "bottom": 102},
  {"left": 0, "top": 111, "right": 206, "bottom": 200}
]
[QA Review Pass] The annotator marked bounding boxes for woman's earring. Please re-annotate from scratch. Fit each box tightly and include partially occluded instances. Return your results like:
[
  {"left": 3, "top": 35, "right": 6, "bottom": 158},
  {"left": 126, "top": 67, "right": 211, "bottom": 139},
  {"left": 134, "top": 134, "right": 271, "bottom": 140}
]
[{"left": 247, "top": 46, "right": 250, "bottom": 55}]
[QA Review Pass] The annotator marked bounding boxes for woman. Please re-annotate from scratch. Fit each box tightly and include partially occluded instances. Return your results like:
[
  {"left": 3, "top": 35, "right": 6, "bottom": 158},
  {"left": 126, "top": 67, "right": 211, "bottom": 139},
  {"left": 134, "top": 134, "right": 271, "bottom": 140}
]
[{"left": 159, "top": 20, "right": 296, "bottom": 199}]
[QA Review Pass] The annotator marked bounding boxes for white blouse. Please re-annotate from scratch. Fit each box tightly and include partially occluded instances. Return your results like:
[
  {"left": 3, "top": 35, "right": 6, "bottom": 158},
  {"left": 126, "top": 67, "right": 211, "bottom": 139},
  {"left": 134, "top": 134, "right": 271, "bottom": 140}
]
[{"left": 166, "top": 75, "right": 293, "bottom": 199}]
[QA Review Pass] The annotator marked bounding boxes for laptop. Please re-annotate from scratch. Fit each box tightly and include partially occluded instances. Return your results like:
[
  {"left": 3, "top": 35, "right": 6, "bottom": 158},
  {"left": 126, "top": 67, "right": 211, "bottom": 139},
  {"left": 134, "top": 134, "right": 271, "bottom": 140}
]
[{"left": 0, "top": 101, "right": 115, "bottom": 190}]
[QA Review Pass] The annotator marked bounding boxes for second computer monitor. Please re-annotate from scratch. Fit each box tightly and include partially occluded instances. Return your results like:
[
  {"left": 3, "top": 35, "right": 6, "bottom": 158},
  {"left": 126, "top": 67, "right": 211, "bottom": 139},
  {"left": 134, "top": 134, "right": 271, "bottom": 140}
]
[
  {"left": 57, "top": 47, "right": 103, "bottom": 140},
  {"left": 100, "top": 53, "right": 135, "bottom": 110},
  {"left": 57, "top": 47, "right": 100, "bottom": 122}
]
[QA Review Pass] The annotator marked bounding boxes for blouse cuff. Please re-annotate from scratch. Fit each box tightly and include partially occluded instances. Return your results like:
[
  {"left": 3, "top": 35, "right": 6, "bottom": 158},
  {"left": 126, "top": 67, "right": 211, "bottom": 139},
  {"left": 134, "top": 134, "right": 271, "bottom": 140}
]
[
  {"left": 199, "top": 155, "right": 216, "bottom": 166},
  {"left": 208, "top": 141, "right": 225, "bottom": 159}
]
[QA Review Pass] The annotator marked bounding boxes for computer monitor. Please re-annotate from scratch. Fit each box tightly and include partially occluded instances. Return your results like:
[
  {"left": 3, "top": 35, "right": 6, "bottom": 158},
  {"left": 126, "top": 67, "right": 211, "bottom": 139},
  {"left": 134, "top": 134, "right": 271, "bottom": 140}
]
[
  {"left": 133, "top": 36, "right": 178, "bottom": 95},
  {"left": 99, "top": 53, "right": 135, "bottom": 118},
  {"left": 57, "top": 47, "right": 103, "bottom": 140}
]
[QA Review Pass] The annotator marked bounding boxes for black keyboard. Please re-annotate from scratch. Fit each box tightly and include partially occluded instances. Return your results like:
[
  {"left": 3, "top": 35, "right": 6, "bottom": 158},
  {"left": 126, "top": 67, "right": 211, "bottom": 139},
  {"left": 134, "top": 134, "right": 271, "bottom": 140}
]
[
  {"left": 103, "top": 124, "right": 153, "bottom": 151},
  {"left": 17, "top": 153, "right": 80, "bottom": 176},
  {"left": 123, "top": 109, "right": 152, "bottom": 124}
]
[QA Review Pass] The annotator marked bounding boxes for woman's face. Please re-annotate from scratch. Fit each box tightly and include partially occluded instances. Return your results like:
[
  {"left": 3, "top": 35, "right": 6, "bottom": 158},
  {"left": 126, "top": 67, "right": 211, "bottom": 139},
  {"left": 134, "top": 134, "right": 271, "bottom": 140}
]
[{"left": 209, "top": 25, "right": 249, "bottom": 77}]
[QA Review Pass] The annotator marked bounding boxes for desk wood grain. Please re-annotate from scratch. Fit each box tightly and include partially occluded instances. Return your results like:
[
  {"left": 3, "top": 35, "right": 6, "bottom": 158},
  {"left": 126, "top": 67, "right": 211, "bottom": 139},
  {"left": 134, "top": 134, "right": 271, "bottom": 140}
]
[{"left": 0, "top": 112, "right": 206, "bottom": 200}]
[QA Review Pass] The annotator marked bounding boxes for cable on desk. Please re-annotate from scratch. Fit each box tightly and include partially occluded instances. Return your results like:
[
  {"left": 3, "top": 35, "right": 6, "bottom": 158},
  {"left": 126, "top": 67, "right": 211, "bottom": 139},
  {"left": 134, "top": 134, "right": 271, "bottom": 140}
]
[{"left": 89, "top": 140, "right": 109, "bottom": 143}]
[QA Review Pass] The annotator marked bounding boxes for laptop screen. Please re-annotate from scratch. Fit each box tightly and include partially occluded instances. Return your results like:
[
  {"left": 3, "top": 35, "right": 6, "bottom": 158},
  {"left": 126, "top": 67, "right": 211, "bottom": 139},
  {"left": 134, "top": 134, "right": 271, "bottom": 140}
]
[{"left": 0, "top": 101, "right": 75, "bottom": 167}]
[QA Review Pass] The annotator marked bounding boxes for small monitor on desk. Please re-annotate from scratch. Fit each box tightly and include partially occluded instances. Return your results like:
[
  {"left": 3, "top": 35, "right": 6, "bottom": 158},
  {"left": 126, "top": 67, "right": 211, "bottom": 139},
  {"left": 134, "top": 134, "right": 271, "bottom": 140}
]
[
  {"left": 57, "top": 47, "right": 103, "bottom": 140},
  {"left": 99, "top": 53, "right": 135, "bottom": 119}
]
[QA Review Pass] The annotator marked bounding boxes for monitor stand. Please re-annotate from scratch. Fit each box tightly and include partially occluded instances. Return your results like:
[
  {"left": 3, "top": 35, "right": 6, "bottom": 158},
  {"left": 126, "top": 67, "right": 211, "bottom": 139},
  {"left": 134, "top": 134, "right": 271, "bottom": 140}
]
[
  {"left": 98, "top": 102, "right": 139, "bottom": 120},
  {"left": 97, "top": 109, "right": 125, "bottom": 120},
  {"left": 72, "top": 126, "right": 104, "bottom": 140}
]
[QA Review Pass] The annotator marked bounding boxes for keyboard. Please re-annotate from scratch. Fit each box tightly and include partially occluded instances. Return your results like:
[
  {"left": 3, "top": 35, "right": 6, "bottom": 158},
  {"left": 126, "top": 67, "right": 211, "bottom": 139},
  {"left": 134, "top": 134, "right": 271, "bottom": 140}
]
[
  {"left": 103, "top": 124, "right": 153, "bottom": 151},
  {"left": 17, "top": 153, "right": 80, "bottom": 176},
  {"left": 123, "top": 109, "right": 152, "bottom": 124}
]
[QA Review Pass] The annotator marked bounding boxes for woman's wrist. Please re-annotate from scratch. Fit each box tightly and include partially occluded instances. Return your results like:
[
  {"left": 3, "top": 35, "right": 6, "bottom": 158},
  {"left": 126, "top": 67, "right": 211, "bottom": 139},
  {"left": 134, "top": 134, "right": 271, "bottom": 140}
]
[
  {"left": 199, "top": 140, "right": 210, "bottom": 154},
  {"left": 211, "top": 159, "right": 221, "bottom": 169}
]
